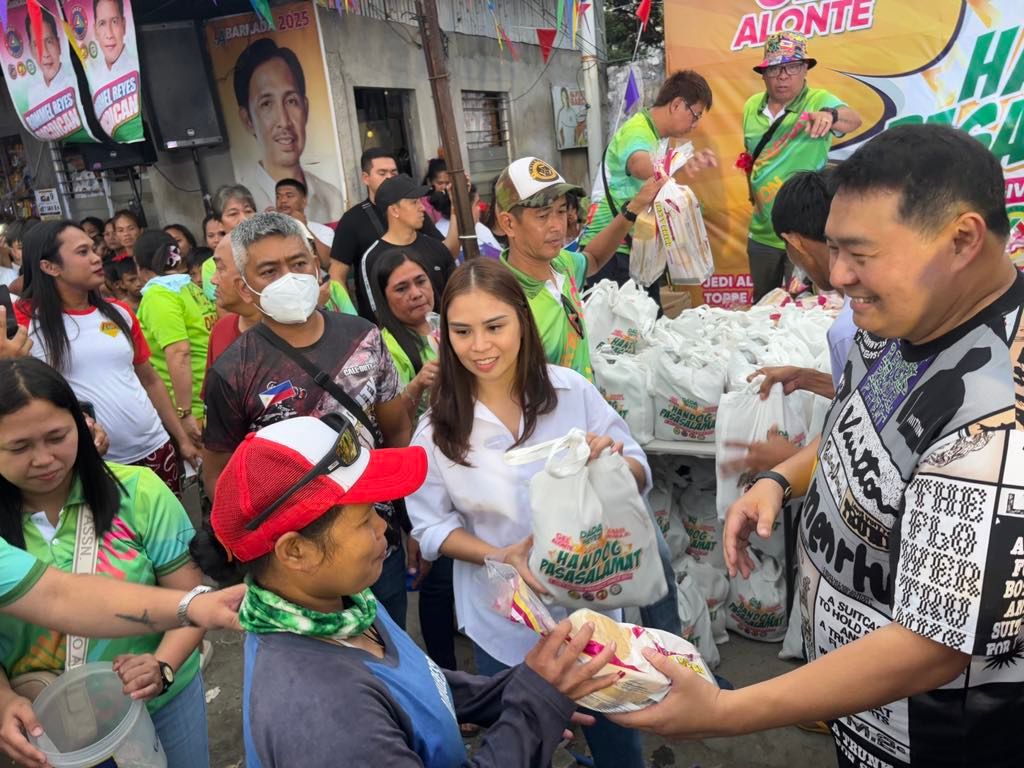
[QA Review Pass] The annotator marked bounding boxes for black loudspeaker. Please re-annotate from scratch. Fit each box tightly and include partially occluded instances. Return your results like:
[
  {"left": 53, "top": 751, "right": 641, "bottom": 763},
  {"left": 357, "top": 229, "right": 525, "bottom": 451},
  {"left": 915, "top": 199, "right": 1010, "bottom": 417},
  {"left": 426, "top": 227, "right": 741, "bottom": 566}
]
[
  {"left": 138, "top": 21, "right": 225, "bottom": 150},
  {"left": 67, "top": 135, "right": 158, "bottom": 170}
]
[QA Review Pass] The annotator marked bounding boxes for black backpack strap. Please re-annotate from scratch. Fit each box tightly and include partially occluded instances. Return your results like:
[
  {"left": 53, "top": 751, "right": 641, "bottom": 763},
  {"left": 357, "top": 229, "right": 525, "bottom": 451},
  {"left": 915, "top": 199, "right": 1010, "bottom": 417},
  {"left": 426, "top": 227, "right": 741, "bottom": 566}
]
[
  {"left": 750, "top": 111, "right": 789, "bottom": 166},
  {"left": 361, "top": 201, "right": 385, "bottom": 237},
  {"left": 254, "top": 321, "right": 382, "bottom": 447}
]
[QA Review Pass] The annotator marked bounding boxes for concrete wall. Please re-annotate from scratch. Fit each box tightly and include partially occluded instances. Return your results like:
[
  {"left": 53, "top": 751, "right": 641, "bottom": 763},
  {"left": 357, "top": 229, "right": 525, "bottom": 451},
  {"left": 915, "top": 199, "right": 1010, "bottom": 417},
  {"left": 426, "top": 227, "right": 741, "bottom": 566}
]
[
  {"left": 317, "top": 8, "right": 596, "bottom": 202},
  {"left": 1, "top": 6, "right": 602, "bottom": 231}
]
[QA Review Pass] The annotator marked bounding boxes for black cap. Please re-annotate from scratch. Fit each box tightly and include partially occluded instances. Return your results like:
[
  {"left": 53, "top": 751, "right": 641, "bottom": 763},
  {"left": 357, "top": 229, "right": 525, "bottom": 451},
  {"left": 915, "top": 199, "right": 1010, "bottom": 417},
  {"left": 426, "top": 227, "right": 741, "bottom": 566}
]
[{"left": 376, "top": 174, "right": 430, "bottom": 209}]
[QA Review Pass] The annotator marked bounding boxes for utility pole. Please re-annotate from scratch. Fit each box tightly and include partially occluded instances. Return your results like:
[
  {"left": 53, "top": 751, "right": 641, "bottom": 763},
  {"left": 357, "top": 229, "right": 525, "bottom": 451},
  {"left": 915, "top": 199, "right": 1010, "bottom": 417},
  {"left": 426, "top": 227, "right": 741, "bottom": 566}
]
[
  {"left": 415, "top": 0, "right": 479, "bottom": 260},
  {"left": 580, "top": 2, "right": 604, "bottom": 190}
]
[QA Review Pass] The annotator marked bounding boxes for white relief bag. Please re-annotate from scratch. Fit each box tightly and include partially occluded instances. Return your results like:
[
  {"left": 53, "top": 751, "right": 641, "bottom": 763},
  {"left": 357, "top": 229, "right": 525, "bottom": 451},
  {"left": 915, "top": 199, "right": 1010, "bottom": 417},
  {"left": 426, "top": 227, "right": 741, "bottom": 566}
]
[
  {"left": 504, "top": 429, "right": 667, "bottom": 611},
  {"left": 592, "top": 351, "right": 655, "bottom": 445}
]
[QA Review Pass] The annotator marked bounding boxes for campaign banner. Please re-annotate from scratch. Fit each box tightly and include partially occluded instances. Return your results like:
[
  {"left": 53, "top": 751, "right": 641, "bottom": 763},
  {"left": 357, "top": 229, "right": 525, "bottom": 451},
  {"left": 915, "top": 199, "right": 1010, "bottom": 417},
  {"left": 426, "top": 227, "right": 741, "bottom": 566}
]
[
  {"left": 62, "top": 0, "right": 143, "bottom": 142},
  {"left": 0, "top": 0, "right": 96, "bottom": 142},
  {"left": 553, "top": 85, "right": 588, "bottom": 149},
  {"left": 204, "top": 2, "right": 346, "bottom": 223},
  {"left": 664, "top": 0, "right": 1023, "bottom": 306}
]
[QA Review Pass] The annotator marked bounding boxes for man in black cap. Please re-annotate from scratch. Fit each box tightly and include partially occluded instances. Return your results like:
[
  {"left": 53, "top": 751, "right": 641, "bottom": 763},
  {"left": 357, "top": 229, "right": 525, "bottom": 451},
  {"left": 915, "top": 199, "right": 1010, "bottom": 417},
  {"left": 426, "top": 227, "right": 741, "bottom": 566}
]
[{"left": 354, "top": 174, "right": 456, "bottom": 323}]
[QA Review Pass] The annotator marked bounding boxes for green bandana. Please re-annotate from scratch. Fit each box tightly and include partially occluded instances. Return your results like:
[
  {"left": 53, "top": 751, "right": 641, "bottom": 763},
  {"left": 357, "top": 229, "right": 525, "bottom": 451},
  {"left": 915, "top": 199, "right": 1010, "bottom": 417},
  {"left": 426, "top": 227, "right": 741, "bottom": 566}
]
[{"left": 239, "top": 577, "right": 378, "bottom": 639}]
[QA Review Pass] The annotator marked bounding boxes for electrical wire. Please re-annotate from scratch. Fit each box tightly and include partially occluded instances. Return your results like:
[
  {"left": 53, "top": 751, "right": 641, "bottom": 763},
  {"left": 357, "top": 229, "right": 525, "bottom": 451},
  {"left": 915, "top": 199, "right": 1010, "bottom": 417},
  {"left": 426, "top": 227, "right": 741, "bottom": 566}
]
[{"left": 150, "top": 163, "right": 201, "bottom": 194}]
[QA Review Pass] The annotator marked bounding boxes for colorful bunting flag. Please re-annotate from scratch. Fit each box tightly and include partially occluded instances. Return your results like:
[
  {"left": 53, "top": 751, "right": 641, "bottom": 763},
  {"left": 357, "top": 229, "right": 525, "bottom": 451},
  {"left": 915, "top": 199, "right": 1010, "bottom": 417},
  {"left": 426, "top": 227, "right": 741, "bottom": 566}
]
[
  {"left": 636, "top": 0, "right": 652, "bottom": 31},
  {"left": 571, "top": 0, "right": 579, "bottom": 47},
  {"left": 536, "top": 27, "right": 556, "bottom": 63},
  {"left": 555, "top": 0, "right": 564, "bottom": 40},
  {"left": 579, "top": 2, "right": 591, "bottom": 16},
  {"left": 497, "top": 22, "right": 518, "bottom": 61},
  {"left": 27, "top": 0, "right": 44, "bottom": 61},
  {"left": 250, "top": 0, "right": 275, "bottom": 29},
  {"left": 624, "top": 66, "right": 641, "bottom": 115}
]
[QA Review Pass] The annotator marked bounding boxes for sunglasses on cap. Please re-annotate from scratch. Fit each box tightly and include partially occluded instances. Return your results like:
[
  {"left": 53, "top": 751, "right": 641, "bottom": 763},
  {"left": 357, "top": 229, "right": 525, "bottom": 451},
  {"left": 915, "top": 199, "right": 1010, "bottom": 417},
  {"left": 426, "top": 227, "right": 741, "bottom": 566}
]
[
  {"left": 244, "top": 414, "right": 362, "bottom": 531},
  {"left": 561, "top": 294, "right": 585, "bottom": 340}
]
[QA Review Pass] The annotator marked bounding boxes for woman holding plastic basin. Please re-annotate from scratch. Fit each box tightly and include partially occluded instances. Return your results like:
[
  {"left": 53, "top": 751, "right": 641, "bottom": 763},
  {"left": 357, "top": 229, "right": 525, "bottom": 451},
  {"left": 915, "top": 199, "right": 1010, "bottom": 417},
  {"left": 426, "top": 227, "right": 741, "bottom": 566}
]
[
  {"left": 406, "top": 259, "right": 650, "bottom": 768},
  {"left": 190, "top": 414, "right": 618, "bottom": 767},
  {"left": 0, "top": 359, "right": 210, "bottom": 768}
]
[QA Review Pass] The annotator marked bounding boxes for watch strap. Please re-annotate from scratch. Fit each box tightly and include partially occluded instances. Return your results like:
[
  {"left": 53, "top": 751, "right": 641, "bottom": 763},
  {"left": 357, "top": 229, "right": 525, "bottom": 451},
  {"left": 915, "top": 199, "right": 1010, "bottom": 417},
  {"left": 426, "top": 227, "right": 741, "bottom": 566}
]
[
  {"left": 752, "top": 470, "right": 792, "bottom": 504},
  {"left": 621, "top": 203, "right": 638, "bottom": 223},
  {"left": 825, "top": 106, "right": 839, "bottom": 124},
  {"left": 158, "top": 661, "right": 174, "bottom": 693},
  {"left": 177, "top": 585, "right": 213, "bottom": 627}
]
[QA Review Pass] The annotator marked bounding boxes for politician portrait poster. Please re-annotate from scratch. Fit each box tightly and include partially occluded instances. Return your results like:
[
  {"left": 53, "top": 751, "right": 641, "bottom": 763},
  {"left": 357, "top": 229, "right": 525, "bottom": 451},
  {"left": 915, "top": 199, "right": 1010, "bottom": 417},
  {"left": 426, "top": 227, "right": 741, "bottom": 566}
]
[
  {"left": 205, "top": 2, "right": 345, "bottom": 223},
  {"left": 0, "top": 0, "right": 96, "bottom": 142},
  {"left": 62, "top": 0, "right": 143, "bottom": 141}
]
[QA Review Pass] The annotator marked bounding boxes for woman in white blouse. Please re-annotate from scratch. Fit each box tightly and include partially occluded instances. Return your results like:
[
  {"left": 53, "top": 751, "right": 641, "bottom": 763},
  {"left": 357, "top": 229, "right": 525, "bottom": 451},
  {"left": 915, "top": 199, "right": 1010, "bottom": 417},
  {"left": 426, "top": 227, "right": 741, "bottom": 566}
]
[{"left": 406, "top": 259, "right": 650, "bottom": 768}]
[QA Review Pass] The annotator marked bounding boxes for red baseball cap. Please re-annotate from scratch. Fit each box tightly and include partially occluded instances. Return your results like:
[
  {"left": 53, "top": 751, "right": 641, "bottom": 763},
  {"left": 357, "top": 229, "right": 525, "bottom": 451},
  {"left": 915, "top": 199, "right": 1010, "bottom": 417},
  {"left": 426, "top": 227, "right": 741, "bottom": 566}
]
[{"left": 211, "top": 416, "right": 427, "bottom": 562}]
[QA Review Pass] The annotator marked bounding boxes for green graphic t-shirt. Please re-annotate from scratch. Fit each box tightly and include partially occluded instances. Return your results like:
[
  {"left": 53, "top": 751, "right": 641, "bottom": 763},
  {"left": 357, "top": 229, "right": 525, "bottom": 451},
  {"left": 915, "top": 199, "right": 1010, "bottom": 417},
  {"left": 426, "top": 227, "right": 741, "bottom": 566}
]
[
  {"left": 0, "top": 541, "right": 45, "bottom": 608},
  {"left": 502, "top": 249, "right": 592, "bottom": 381},
  {"left": 581, "top": 109, "right": 660, "bottom": 256},
  {"left": 325, "top": 280, "right": 358, "bottom": 317},
  {"left": 0, "top": 464, "right": 199, "bottom": 714},
  {"left": 137, "top": 275, "right": 218, "bottom": 415},
  {"left": 743, "top": 86, "right": 845, "bottom": 249},
  {"left": 382, "top": 329, "right": 438, "bottom": 387}
]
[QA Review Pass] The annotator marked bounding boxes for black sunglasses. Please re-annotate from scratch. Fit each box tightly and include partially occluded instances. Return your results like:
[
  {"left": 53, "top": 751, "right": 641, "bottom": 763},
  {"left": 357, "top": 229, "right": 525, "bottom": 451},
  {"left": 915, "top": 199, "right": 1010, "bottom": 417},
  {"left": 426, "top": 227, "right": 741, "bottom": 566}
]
[
  {"left": 245, "top": 416, "right": 362, "bottom": 531},
  {"left": 561, "top": 294, "right": 585, "bottom": 340}
]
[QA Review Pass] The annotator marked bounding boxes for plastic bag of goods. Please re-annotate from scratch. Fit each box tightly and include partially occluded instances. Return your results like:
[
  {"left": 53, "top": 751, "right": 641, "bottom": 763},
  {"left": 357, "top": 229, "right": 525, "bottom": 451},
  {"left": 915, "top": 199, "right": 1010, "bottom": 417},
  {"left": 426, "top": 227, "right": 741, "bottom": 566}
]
[
  {"left": 628, "top": 209, "right": 665, "bottom": 288},
  {"left": 725, "top": 551, "right": 788, "bottom": 642},
  {"left": 779, "top": 595, "right": 805, "bottom": 660},
  {"left": 582, "top": 279, "right": 657, "bottom": 357},
  {"left": 651, "top": 355, "right": 725, "bottom": 442},
  {"left": 676, "top": 573, "right": 720, "bottom": 669},
  {"left": 592, "top": 352, "right": 654, "bottom": 445},
  {"left": 653, "top": 181, "right": 714, "bottom": 285},
  {"left": 677, "top": 459, "right": 727, "bottom": 572},
  {"left": 678, "top": 555, "right": 731, "bottom": 646},
  {"left": 714, "top": 382, "right": 808, "bottom": 520},
  {"left": 486, "top": 560, "right": 717, "bottom": 712},
  {"left": 649, "top": 457, "right": 690, "bottom": 565},
  {"left": 504, "top": 429, "right": 667, "bottom": 611}
]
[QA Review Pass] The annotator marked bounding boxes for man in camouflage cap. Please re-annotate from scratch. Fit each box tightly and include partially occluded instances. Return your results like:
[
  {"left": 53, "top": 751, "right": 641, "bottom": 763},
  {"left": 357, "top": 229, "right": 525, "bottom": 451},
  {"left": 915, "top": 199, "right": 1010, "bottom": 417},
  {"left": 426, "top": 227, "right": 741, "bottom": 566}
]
[{"left": 494, "top": 156, "right": 663, "bottom": 381}]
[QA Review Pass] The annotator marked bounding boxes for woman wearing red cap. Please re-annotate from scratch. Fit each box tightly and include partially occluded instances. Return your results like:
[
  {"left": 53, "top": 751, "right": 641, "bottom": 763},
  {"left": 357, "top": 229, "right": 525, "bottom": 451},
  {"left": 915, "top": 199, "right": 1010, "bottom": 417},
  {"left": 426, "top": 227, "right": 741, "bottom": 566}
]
[{"left": 191, "top": 414, "right": 619, "bottom": 768}]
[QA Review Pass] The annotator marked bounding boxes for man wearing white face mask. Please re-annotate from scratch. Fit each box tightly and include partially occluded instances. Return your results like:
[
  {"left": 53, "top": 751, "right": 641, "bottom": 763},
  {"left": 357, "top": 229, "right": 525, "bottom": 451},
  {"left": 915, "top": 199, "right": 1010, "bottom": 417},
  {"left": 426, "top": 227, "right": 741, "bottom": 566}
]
[{"left": 201, "top": 213, "right": 414, "bottom": 623}]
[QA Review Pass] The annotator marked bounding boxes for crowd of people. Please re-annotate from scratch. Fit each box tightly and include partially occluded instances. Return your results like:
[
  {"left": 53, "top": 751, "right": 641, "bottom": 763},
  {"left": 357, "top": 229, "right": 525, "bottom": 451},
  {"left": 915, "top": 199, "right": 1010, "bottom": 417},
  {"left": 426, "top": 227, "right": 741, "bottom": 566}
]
[{"left": 0, "top": 27, "right": 1019, "bottom": 768}]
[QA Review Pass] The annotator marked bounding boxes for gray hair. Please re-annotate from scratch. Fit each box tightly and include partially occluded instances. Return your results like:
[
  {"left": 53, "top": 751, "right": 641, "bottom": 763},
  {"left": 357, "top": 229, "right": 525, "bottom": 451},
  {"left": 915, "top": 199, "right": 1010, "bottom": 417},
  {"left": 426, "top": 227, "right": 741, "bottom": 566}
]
[
  {"left": 230, "top": 212, "right": 308, "bottom": 274},
  {"left": 212, "top": 184, "right": 256, "bottom": 219}
]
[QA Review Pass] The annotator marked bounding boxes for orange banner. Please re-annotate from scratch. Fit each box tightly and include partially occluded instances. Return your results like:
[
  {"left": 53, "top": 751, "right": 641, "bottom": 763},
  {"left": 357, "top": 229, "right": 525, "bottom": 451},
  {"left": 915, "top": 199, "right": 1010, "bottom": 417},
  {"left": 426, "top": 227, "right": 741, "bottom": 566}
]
[{"left": 664, "top": 0, "right": 1023, "bottom": 306}]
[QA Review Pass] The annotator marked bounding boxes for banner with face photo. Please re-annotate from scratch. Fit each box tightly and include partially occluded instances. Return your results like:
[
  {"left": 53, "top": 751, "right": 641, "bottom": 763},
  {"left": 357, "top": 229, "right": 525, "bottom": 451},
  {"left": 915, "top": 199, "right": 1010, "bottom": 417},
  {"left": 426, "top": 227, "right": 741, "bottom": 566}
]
[
  {"left": 0, "top": 0, "right": 97, "bottom": 142},
  {"left": 664, "top": 0, "right": 1023, "bottom": 306},
  {"left": 204, "top": 2, "right": 346, "bottom": 223},
  {"left": 62, "top": 0, "right": 143, "bottom": 142}
]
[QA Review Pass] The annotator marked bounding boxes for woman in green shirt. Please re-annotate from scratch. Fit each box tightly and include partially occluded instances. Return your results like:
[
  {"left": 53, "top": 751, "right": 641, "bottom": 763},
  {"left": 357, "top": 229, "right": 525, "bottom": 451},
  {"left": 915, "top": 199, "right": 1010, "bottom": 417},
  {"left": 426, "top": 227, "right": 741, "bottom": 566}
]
[
  {"left": 369, "top": 249, "right": 458, "bottom": 672},
  {"left": 134, "top": 231, "right": 217, "bottom": 450},
  {"left": 369, "top": 249, "right": 440, "bottom": 420},
  {"left": 0, "top": 358, "right": 209, "bottom": 768}
]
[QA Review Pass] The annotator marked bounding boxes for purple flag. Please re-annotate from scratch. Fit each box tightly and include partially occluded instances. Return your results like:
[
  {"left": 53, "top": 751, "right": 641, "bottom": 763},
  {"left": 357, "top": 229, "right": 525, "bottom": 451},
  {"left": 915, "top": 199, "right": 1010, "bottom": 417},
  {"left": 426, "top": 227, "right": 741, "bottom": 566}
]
[{"left": 624, "top": 68, "right": 641, "bottom": 115}]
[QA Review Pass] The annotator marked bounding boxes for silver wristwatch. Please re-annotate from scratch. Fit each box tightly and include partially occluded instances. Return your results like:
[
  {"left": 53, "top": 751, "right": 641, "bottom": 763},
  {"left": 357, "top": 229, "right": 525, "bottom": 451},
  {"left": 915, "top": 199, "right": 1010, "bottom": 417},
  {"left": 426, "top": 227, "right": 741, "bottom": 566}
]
[{"left": 177, "top": 585, "right": 214, "bottom": 627}]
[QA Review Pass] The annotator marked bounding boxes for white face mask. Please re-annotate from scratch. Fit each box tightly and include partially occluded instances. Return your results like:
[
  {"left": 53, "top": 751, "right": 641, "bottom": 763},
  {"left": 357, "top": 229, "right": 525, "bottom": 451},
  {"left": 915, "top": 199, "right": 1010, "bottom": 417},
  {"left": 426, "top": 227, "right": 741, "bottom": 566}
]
[{"left": 245, "top": 272, "right": 319, "bottom": 324}]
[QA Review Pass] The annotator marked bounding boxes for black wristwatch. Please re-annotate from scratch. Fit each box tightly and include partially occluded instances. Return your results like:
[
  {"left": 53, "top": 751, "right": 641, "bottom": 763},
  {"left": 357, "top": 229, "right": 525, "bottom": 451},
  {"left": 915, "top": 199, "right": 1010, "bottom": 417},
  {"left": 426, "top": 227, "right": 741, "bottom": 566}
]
[
  {"left": 157, "top": 661, "right": 175, "bottom": 693},
  {"left": 621, "top": 202, "right": 638, "bottom": 223},
  {"left": 824, "top": 106, "right": 839, "bottom": 125},
  {"left": 752, "top": 471, "right": 792, "bottom": 504}
]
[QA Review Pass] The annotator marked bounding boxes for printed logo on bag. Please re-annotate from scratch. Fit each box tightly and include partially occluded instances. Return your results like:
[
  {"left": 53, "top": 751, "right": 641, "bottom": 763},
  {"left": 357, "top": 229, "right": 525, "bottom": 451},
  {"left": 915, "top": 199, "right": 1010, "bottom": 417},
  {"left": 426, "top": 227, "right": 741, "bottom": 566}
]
[
  {"left": 683, "top": 515, "right": 719, "bottom": 561},
  {"left": 599, "top": 387, "right": 629, "bottom": 420},
  {"left": 727, "top": 594, "right": 786, "bottom": 640},
  {"left": 601, "top": 328, "right": 642, "bottom": 355},
  {"left": 540, "top": 524, "right": 645, "bottom": 599},
  {"left": 528, "top": 159, "right": 559, "bottom": 181},
  {"left": 658, "top": 396, "right": 717, "bottom": 440}
]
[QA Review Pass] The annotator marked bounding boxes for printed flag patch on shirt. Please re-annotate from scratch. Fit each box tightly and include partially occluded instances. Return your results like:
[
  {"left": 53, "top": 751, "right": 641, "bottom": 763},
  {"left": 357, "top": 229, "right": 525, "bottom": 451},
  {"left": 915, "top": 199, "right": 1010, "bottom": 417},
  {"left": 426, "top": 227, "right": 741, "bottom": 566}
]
[
  {"left": 99, "top": 321, "right": 120, "bottom": 337},
  {"left": 259, "top": 380, "right": 296, "bottom": 409}
]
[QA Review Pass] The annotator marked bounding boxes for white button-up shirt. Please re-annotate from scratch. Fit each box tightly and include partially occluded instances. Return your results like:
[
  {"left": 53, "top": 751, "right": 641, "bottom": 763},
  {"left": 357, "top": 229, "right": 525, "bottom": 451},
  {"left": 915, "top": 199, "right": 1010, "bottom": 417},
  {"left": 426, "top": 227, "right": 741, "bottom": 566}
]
[{"left": 408, "top": 365, "right": 652, "bottom": 666}]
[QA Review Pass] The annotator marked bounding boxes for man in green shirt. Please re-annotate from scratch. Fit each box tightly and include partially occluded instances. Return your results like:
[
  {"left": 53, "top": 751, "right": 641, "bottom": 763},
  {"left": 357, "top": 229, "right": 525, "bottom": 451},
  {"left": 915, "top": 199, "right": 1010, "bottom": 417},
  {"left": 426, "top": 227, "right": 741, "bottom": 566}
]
[
  {"left": 580, "top": 70, "right": 717, "bottom": 302},
  {"left": 742, "top": 31, "right": 861, "bottom": 301},
  {"left": 494, "top": 156, "right": 665, "bottom": 381}
]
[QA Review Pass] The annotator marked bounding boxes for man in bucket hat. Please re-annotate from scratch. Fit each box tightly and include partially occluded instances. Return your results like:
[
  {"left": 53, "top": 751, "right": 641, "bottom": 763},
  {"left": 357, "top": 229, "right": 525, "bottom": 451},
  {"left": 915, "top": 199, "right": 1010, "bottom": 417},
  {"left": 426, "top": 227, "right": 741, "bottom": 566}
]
[{"left": 741, "top": 31, "right": 861, "bottom": 301}]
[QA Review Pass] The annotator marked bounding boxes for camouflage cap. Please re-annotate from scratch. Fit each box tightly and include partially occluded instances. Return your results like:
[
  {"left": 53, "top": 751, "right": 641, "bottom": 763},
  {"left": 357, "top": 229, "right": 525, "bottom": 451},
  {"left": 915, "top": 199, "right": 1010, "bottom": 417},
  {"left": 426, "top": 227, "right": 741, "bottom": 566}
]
[{"left": 494, "top": 157, "right": 584, "bottom": 212}]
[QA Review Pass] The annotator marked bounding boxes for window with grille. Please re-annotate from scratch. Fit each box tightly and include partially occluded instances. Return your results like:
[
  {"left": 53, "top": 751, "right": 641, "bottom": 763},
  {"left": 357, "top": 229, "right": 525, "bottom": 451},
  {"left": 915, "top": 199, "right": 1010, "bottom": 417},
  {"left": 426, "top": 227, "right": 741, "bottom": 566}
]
[{"left": 461, "top": 90, "right": 510, "bottom": 202}]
